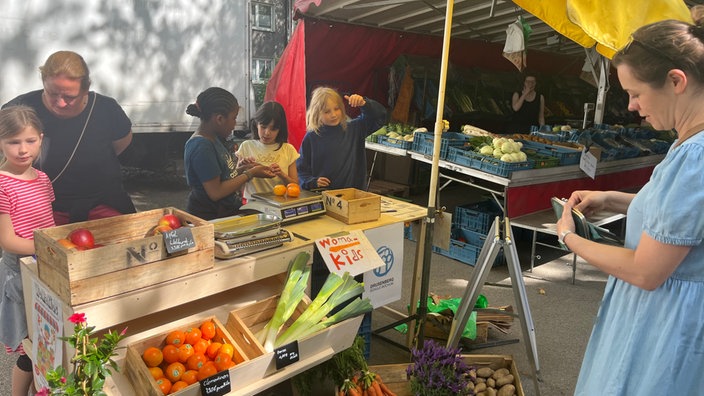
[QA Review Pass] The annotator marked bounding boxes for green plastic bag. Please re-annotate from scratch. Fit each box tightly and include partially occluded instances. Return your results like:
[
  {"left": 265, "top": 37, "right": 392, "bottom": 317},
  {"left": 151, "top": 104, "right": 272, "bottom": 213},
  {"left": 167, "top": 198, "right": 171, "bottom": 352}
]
[{"left": 395, "top": 295, "right": 487, "bottom": 340}]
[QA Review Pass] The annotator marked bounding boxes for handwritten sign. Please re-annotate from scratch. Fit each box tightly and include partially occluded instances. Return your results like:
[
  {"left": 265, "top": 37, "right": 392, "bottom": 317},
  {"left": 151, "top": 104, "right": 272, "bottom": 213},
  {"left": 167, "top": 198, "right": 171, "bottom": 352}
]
[
  {"left": 315, "top": 230, "right": 385, "bottom": 276},
  {"left": 200, "top": 370, "right": 231, "bottom": 396},
  {"left": 164, "top": 227, "right": 196, "bottom": 254},
  {"left": 275, "top": 341, "right": 300, "bottom": 370},
  {"left": 580, "top": 148, "right": 598, "bottom": 179}
]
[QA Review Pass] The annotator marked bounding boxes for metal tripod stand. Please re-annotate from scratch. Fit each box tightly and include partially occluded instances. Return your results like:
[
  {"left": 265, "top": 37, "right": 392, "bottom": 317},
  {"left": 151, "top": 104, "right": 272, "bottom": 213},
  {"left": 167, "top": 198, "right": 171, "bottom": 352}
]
[{"left": 447, "top": 217, "right": 542, "bottom": 396}]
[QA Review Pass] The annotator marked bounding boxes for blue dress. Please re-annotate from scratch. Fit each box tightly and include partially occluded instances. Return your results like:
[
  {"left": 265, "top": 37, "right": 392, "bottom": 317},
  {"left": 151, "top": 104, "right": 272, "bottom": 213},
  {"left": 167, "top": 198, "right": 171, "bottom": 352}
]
[{"left": 575, "top": 131, "right": 704, "bottom": 395}]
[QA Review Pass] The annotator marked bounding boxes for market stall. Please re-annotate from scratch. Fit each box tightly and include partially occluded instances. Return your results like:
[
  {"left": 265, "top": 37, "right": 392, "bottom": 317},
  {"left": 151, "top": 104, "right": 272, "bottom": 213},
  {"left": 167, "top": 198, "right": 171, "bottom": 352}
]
[{"left": 20, "top": 196, "right": 426, "bottom": 395}]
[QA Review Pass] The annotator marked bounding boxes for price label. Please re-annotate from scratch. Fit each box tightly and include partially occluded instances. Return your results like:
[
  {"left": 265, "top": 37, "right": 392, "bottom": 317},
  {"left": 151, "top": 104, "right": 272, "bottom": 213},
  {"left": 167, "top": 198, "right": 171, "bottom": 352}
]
[
  {"left": 579, "top": 148, "right": 598, "bottom": 179},
  {"left": 163, "top": 227, "right": 196, "bottom": 254},
  {"left": 275, "top": 341, "right": 300, "bottom": 370},
  {"left": 199, "top": 370, "right": 231, "bottom": 396}
]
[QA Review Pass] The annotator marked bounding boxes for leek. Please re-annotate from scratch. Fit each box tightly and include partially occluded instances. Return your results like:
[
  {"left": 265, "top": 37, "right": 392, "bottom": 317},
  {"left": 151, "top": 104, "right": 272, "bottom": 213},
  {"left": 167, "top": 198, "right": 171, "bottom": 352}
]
[
  {"left": 275, "top": 271, "right": 367, "bottom": 347},
  {"left": 260, "top": 251, "right": 311, "bottom": 352}
]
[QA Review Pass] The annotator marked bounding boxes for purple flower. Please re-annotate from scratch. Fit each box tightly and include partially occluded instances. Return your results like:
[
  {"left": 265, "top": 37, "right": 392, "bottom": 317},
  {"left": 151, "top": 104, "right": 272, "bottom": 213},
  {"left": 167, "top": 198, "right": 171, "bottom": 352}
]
[{"left": 68, "top": 313, "right": 86, "bottom": 324}]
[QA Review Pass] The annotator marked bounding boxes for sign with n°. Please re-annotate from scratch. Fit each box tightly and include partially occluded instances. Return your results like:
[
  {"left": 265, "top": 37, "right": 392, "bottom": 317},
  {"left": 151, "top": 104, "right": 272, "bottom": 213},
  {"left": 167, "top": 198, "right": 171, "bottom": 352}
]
[
  {"left": 125, "top": 242, "right": 161, "bottom": 265},
  {"left": 314, "top": 230, "right": 384, "bottom": 277}
]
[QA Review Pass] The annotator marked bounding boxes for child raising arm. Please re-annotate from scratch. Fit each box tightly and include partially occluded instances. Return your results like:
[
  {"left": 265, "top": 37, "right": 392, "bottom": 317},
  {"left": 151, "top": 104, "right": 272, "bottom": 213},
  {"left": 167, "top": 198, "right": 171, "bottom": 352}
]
[{"left": 296, "top": 88, "right": 387, "bottom": 190}]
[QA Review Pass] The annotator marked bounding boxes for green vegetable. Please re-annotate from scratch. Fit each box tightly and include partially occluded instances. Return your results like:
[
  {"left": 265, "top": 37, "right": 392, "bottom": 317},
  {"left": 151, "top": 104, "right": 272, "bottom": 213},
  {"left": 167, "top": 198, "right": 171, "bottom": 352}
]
[{"left": 275, "top": 271, "right": 371, "bottom": 347}]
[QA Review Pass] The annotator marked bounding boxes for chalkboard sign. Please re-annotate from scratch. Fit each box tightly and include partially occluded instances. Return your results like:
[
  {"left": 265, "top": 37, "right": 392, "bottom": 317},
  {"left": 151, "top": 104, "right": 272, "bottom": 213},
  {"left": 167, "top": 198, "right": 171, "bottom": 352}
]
[
  {"left": 275, "top": 341, "right": 300, "bottom": 370},
  {"left": 164, "top": 227, "right": 196, "bottom": 254},
  {"left": 200, "top": 370, "right": 231, "bottom": 396}
]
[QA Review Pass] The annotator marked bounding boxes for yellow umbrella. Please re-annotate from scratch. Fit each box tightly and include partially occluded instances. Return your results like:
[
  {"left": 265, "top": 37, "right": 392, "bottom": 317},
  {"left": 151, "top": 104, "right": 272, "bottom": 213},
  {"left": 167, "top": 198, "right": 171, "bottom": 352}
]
[{"left": 514, "top": 0, "right": 693, "bottom": 58}]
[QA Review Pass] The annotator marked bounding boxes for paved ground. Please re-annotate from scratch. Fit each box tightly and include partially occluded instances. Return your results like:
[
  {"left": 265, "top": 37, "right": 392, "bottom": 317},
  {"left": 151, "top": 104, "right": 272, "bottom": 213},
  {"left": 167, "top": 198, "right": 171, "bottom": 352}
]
[{"left": 1, "top": 169, "right": 609, "bottom": 395}]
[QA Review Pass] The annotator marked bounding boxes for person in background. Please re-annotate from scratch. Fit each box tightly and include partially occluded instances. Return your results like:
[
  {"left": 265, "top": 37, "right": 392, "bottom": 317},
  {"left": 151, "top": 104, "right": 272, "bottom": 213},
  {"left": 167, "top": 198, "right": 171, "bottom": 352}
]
[
  {"left": 1, "top": 50, "right": 135, "bottom": 224},
  {"left": 236, "top": 101, "right": 299, "bottom": 201},
  {"left": 508, "top": 73, "right": 545, "bottom": 133},
  {"left": 557, "top": 7, "right": 704, "bottom": 394},
  {"left": 0, "top": 106, "right": 55, "bottom": 396},
  {"left": 296, "top": 87, "right": 387, "bottom": 191},
  {"left": 184, "top": 87, "right": 274, "bottom": 220}
]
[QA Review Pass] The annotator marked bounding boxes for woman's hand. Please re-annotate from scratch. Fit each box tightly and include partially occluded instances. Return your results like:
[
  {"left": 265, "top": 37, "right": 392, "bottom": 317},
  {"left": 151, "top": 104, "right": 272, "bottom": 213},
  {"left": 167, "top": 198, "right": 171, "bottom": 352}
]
[
  {"left": 316, "top": 177, "right": 330, "bottom": 188},
  {"left": 556, "top": 201, "right": 577, "bottom": 237},
  {"left": 568, "top": 190, "right": 607, "bottom": 217},
  {"left": 344, "top": 94, "right": 366, "bottom": 108}
]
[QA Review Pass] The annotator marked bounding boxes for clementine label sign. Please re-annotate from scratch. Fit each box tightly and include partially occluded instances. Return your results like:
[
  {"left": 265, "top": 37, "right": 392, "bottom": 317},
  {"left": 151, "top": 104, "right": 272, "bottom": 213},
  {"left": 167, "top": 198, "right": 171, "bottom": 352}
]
[{"left": 315, "top": 230, "right": 384, "bottom": 276}]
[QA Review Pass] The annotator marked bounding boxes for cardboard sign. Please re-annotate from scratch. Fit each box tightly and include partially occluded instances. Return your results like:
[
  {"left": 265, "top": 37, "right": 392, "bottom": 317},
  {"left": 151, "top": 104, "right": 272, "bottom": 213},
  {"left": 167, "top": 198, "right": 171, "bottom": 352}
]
[
  {"left": 315, "top": 230, "right": 385, "bottom": 276},
  {"left": 200, "top": 370, "right": 232, "bottom": 396},
  {"left": 164, "top": 227, "right": 196, "bottom": 254},
  {"left": 274, "top": 341, "right": 300, "bottom": 370},
  {"left": 580, "top": 148, "right": 598, "bottom": 179}
]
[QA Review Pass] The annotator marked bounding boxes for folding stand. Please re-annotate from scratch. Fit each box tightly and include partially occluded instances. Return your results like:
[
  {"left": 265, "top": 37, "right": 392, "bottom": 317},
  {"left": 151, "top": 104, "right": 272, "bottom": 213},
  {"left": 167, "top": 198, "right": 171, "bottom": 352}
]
[{"left": 447, "top": 217, "right": 542, "bottom": 396}]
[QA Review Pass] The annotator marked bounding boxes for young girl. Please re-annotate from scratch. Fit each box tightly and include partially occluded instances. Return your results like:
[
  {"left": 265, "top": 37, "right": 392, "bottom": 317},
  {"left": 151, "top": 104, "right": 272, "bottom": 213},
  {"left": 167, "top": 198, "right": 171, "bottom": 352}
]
[
  {"left": 296, "top": 87, "right": 387, "bottom": 191},
  {"left": 236, "top": 101, "right": 299, "bottom": 200},
  {"left": 0, "top": 105, "right": 56, "bottom": 396},
  {"left": 184, "top": 87, "right": 275, "bottom": 220}
]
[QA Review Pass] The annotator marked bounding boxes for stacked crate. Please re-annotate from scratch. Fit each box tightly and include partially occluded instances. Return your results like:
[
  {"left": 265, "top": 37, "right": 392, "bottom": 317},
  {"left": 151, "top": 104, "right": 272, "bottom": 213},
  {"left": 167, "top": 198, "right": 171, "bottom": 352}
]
[{"left": 433, "top": 200, "right": 503, "bottom": 266}]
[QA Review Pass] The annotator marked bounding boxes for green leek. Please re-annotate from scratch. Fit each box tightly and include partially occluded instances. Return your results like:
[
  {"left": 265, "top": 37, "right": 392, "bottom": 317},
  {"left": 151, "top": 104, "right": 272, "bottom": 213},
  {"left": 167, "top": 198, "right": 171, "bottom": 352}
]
[
  {"left": 275, "top": 271, "right": 368, "bottom": 347},
  {"left": 260, "top": 251, "right": 311, "bottom": 352}
]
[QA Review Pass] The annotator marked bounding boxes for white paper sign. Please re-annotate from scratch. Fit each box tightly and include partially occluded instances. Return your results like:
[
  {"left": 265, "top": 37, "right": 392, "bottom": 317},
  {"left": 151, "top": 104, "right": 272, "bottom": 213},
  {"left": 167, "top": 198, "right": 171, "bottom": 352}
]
[
  {"left": 315, "top": 230, "right": 385, "bottom": 277},
  {"left": 31, "top": 279, "right": 63, "bottom": 389},
  {"left": 580, "top": 148, "right": 598, "bottom": 179},
  {"left": 363, "top": 223, "right": 404, "bottom": 308}
]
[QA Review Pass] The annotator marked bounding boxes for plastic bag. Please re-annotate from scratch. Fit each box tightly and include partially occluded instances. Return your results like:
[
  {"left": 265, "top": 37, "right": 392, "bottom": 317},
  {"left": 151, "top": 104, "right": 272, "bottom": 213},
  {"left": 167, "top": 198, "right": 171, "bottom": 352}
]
[{"left": 395, "top": 295, "right": 487, "bottom": 340}]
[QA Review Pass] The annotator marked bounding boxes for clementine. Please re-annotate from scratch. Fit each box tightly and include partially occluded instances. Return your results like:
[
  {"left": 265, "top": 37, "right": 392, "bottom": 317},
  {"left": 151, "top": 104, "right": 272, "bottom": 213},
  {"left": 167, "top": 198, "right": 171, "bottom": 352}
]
[
  {"left": 286, "top": 184, "right": 300, "bottom": 198},
  {"left": 197, "top": 361, "right": 218, "bottom": 381},
  {"left": 164, "top": 361, "right": 186, "bottom": 382},
  {"left": 161, "top": 344, "right": 180, "bottom": 364},
  {"left": 186, "top": 352, "right": 208, "bottom": 371},
  {"left": 184, "top": 327, "right": 202, "bottom": 345},
  {"left": 200, "top": 320, "right": 216, "bottom": 340},
  {"left": 155, "top": 378, "right": 172, "bottom": 395},
  {"left": 170, "top": 381, "right": 189, "bottom": 393},
  {"left": 218, "top": 343, "right": 234, "bottom": 359},
  {"left": 213, "top": 352, "right": 233, "bottom": 371},
  {"left": 180, "top": 370, "right": 198, "bottom": 385},
  {"left": 148, "top": 366, "right": 164, "bottom": 380},
  {"left": 143, "top": 346, "right": 163, "bottom": 367},
  {"left": 165, "top": 330, "right": 185, "bottom": 346},
  {"left": 205, "top": 342, "right": 222, "bottom": 360},
  {"left": 192, "top": 338, "right": 210, "bottom": 355},
  {"left": 273, "top": 184, "right": 287, "bottom": 196},
  {"left": 177, "top": 343, "right": 194, "bottom": 363}
]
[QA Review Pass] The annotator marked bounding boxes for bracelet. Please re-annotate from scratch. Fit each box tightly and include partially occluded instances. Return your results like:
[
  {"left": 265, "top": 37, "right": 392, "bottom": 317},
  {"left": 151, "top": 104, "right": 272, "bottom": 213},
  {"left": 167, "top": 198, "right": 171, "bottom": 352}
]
[
  {"left": 243, "top": 170, "right": 252, "bottom": 181},
  {"left": 558, "top": 230, "right": 574, "bottom": 249}
]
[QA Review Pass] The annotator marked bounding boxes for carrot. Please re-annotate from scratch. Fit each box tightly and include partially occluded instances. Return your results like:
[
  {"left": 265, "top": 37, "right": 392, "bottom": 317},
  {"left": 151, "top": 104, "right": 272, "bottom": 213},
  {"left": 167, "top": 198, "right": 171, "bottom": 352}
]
[
  {"left": 347, "top": 388, "right": 362, "bottom": 396},
  {"left": 378, "top": 382, "right": 396, "bottom": 396},
  {"left": 371, "top": 380, "right": 383, "bottom": 396},
  {"left": 366, "top": 385, "right": 377, "bottom": 396}
]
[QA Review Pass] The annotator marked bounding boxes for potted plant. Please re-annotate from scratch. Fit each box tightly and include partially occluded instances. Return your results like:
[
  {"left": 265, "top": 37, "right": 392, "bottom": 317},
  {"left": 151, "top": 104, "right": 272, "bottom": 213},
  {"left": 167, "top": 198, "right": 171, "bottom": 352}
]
[{"left": 406, "top": 339, "right": 472, "bottom": 396}]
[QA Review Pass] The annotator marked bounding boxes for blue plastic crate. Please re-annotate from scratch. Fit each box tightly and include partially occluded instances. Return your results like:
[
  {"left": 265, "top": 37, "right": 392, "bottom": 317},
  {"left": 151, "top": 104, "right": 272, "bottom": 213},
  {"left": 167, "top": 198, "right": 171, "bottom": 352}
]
[
  {"left": 446, "top": 146, "right": 482, "bottom": 168},
  {"left": 447, "top": 147, "right": 533, "bottom": 176},
  {"left": 358, "top": 312, "right": 372, "bottom": 359},
  {"left": 519, "top": 140, "right": 581, "bottom": 166},
  {"left": 454, "top": 200, "right": 501, "bottom": 232},
  {"left": 432, "top": 228, "right": 503, "bottom": 267},
  {"left": 378, "top": 135, "right": 412, "bottom": 150},
  {"left": 410, "top": 132, "right": 469, "bottom": 159}
]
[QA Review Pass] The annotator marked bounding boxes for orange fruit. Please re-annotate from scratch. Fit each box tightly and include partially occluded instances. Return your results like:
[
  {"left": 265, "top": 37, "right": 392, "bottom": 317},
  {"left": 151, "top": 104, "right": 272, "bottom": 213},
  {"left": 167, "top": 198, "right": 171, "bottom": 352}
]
[
  {"left": 184, "top": 327, "right": 202, "bottom": 345},
  {"left": 200, "top": 321, "right": 216, "bottom": 341},
  {"left": 162, "top": 344, "right": 180, "bottom": 364},
  {"left": 165, "top": 330, "right": 185, "bottom": 346},
  {"left": 143, "top": 346, "right": 163, "bottom": 367},
  {"left": 186, "top": 352, "right": 208, "bottom": 371},
  {"left": 213, "top": 352, "right": 233, "bottom": 371},
  {"left": 218, "top": 343, "right": 234, "bottom": 359},
  {"left": 180, "top": 370, "right": 198, "bottom": 385},
  {"left": 177, "top": 343, "right": 194, "bottom": 363},
  {"left": 192, "top": 338, "right": 210, "bottom": 355},
  {"left": 287, "top": 183, "right": 298, "bottom": 188},
  {"left": 170, "top": 381, "right": 189, "bottom": 393},
  {"left": 57, "top": 238, "right": 77, "bottom": 249},
  {"left": 197, "top": 361, "right": 218, "bottom": 381},
  {"left": 155, "top": 378, "right": 172, "bottom": 395},
  {"left": 164, "top": 361, "right": 185, "bottom": 382},
  {"left": 273, "top": 184, "right": 287, "bottom": 196},
  {"left": 148, "top": 366, "right": 164, "bottom": 380},
  {"left": 286, "top": 184, "right": 300, "bottom": 198},
  {"left": 206, "top": 342, "right": 222, "bottom": 360}
]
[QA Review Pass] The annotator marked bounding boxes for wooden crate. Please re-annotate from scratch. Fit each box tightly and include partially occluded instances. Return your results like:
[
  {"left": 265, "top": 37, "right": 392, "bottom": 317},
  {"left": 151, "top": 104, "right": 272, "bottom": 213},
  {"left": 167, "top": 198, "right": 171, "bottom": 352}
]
[
  {"left": 34, "top": 208, "right": 214, "bottom": 306},
  {"left": 369, "top": 354, "right": 524, "bottom": 396},
  {"left": 223, "top": 294, "right": 364, "bottom": 392},
  {"left": 322, "top": 188, "right": 381, "bottom": 224},
  {"left": 124, "top": 316, "right": 250, "bottom": 396}
]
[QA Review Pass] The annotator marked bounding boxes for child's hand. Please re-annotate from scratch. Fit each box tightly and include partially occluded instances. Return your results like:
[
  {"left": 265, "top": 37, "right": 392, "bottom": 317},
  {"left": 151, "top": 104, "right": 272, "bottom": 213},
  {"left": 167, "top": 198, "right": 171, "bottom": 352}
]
[
  {"left": 269, "top": 163, "right": 284, "bottom": 177},
  {"left": 344, "top": 94, "right": 366, "bottom": 108},
  {"left": 316, "top": 177, "right": 331, "bottom": 188},
  {"left": 249, "top": 165, "right": 276, "bottom": 179}
]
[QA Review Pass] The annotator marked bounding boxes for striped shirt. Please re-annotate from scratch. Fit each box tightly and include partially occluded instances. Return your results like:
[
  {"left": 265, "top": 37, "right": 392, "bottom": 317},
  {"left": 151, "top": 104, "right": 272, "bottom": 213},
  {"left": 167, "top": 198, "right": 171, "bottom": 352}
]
[{"left": 0, "top": 170, "right": 55, "bottom": 239}]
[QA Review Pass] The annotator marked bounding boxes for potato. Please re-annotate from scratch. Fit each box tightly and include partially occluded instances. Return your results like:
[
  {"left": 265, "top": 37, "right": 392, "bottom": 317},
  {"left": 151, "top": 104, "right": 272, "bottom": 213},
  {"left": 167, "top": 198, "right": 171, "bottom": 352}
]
[
  {"left": 496, "top": 374, "right": 514, "bottom": 387},
  {"left": 487, "top": 377, "right": 496, "bottom": 388},
  {"left": 497, "top": 384, "right": 516, "bottom": 396},
  {"left": 477, "top": 367, "right": 494, "bottom": 378},
  {"left": 486, "top": 388, "right": 497, "bottom": 396},
  {"left": 476, "top": 377, "right": 486, "bottom": 384},
  {"left": 474, "top": 382, "right": 487, "bottom": 392},
  {"left": 492, "top": 368, "right": 510, "bottom": 380}
]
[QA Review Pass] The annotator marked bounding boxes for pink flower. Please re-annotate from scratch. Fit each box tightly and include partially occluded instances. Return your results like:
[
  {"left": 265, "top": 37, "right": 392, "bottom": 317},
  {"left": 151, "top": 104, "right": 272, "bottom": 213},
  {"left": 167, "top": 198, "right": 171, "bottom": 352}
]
[
  {"left": 36, "top": 387, "right": 49, "bottom": 396},
  {"left": 61, "top": 376, "right": 67, "bottom": 383},
  {"left": 68, "top": 313, "right": 86, "bottom": 324},
  {"left": 120, "top": 326, "right": 128, "bottom": 336}
]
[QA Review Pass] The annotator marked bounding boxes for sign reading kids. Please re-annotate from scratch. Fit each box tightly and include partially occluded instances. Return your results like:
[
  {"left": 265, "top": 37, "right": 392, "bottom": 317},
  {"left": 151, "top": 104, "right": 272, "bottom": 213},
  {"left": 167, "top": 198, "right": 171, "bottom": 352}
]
[{"left": 315, "top": 230, "right": 385, "bottom": 277}]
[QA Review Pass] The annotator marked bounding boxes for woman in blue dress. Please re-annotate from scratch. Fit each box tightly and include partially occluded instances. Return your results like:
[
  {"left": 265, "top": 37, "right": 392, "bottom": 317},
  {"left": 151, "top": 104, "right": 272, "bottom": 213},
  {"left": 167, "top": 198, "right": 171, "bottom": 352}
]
[{"left": 556, "top": 7, "right": 704, "bottom": 395}]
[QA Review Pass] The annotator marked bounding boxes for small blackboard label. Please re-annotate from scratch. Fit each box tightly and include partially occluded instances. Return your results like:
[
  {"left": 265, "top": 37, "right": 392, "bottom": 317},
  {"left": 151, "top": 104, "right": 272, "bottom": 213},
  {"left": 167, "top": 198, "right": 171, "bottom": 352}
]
[
  {"left": 200, "top": 370, "right": 231, "bottom": 396},
  {"left": 275, "top": 341, "right": 300, "bottom": 370},
  {"left": 163, "top": 227, "right": 196, "bottom": 254}
]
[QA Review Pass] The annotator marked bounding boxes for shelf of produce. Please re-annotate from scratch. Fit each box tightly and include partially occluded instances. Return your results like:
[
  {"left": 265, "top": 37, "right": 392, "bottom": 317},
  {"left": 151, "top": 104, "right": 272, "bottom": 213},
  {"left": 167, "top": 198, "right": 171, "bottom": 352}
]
[{"left": 365, "top": 141, "right": 408, "bottom": 157}]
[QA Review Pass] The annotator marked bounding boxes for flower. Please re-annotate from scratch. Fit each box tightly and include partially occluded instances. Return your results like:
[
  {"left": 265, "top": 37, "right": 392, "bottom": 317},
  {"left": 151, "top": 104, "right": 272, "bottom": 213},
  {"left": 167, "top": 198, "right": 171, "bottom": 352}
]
[
  {"left": 39, "top": 313, "right": 127, "bottom": 396},
  {"left": 406, "top": 339, "right": 472, "bottom": 396}
]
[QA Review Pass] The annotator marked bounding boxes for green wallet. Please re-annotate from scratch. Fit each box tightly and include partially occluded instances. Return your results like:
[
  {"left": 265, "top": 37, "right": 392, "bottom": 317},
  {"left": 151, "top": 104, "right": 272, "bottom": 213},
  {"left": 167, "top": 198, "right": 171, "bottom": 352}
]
[{"left": 551, "top": 197, "right": 623, "bottom": 248}]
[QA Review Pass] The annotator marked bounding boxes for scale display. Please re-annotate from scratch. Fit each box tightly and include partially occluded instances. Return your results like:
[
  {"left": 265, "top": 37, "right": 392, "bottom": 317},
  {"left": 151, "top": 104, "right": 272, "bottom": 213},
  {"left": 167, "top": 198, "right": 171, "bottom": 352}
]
[{"left": 242, "top": 191, "right": 326, "bottom": 223}]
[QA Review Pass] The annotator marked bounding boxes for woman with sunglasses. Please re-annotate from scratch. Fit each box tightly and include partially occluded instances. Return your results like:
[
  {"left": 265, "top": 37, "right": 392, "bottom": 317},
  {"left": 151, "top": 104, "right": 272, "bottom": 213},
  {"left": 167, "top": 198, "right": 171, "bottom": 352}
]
[{"left": 557, "top": 6, "right": 704, "bottom": 395}]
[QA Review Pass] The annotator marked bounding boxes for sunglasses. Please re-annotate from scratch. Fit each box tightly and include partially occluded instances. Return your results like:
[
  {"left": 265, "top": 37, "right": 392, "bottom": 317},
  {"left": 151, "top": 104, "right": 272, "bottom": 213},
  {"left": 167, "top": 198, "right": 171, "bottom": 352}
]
[{"left": 621, "top": 37, "right": 679, "bottom": 67}]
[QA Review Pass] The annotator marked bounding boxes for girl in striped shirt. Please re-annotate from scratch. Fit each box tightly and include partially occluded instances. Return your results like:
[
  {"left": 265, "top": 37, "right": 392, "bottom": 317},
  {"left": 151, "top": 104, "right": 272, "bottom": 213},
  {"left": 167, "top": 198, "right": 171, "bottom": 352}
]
[{"left": 0, "top": 105, "right": 55, "bottom": 396}]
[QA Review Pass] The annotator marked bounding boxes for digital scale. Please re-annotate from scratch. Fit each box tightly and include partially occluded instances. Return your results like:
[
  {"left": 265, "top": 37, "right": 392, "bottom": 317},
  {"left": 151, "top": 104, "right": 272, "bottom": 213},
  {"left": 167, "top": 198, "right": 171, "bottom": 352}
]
[{"left": 239, "top": 189, "right": 326, "bottom": 223}]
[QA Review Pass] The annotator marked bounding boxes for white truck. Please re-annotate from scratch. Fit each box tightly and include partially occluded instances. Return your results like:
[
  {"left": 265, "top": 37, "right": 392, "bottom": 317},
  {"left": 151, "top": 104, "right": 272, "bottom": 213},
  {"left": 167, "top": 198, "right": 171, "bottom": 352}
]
[{"left": 1, "top": 0, "right": 288, "bottom": 168}]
